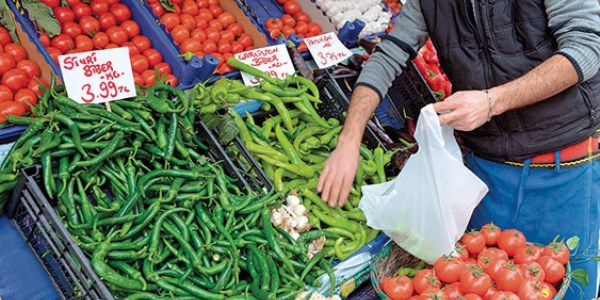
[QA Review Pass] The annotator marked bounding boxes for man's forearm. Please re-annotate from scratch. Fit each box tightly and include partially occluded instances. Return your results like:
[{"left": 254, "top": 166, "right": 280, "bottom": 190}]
[
  {"left": 337, "top": 86, "right": 381, "bottom": 147},
  {"left": 490, "top": 54, "right": 579, "bottom": 116}
]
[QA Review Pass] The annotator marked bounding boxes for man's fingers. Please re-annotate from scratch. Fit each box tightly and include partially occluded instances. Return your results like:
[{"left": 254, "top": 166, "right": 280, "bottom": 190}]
[
  {"left": 432, "top": 100, "right": 457, "bottom": 114},
  {"left": 317, "top": 164, "right": 329, "bottom": 193},
  {"left": 338, "top": 174, "right": 353, "bottom": 208},
  {"left": 320, "top": 170, "right": 335, "bottom": 204},
  {"left": 328, "top": 175, "right": 342, "bottom": 208}
]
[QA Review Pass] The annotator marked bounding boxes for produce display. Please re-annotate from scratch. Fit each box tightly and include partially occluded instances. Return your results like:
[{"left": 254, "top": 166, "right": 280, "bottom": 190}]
[
  {"left": 264, "top": 0, "right": 324, "bottom": 51},
  {"left": 314, "top": 0, "right": 392, "bottom": 37},
  {"left": 378, "top": 224, "right": 573, "bottom": 300},
  {"left": 0, "top": 78, "right": 335, "bottom": 299},
  {"left": 413, "top": 39, "right": 452, "bottom": 100},
  {"left": 0, "top": 25, "right": 49, "bottom": 123},
  {"left": 147, "top": 0, "right": 257, "bottom": 74},
  {"left": 29, "top": 0, "right": 177, "bottom": 87}
]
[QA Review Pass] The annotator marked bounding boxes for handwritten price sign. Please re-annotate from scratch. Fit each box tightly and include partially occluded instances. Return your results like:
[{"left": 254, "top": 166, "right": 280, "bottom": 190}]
[
  {"left": 234, "top": 44, "right": 295, "bottom": 86},
  {"left": 304, "top": 32, "right": 353, "bottom": 69},
  {"left": 59, "top": 47, "right": 136, "bottom": 103}
]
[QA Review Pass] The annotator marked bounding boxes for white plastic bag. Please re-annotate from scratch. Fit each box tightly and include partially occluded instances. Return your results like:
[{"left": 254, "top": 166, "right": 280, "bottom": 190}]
[{"left": 359, "top": 104, "right": 488, "bottom": 263}]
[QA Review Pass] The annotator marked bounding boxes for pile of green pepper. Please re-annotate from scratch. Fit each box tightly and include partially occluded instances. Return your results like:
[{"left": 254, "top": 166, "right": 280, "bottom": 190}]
[
  {"left": 0, "top": 79, "right": 336, "bottom": 299},
  {"left": 197, "top": 58, "right": 398, "bottom": 261}
]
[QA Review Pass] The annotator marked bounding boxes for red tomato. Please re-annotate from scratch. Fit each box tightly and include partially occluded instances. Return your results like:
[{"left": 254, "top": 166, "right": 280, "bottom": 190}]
[
  {"left": 2, "top": 69, "right": 28, "bottom": 92},
  {"left": 149, "top": 2, "right": 166, "bottom": 16},
  {"left": 141, "top": 69, "right": 156, "bottom": 86},
  {"left": 217, "top": 12, "right": 235, "bottom": 27},
  {"left": 227, "top": 23, "right": 243, "bottom": 36},
  {"left": 38, "top": 32, "right": 51, "bottom": 47},
  {"left": 121, "top": 20, "right": 141, "bottom": 39},
  {"left": 537, "top": 256, "right": 565, "bottom": 284},
  {"left": 91, "top": 32, "right": 108, "bottom": 49},
  {"left": 99, "top": 12, "right": 118, "bottom": 31},
  {"left": 517, "top": 279, "right": 552, "bottom": 300},
  {"left": 497, "top": 229, "right": 526, "bottom": 257},
  {"left": 143, "top": 48, "right": 163, "bottom": 68},
  {"left": 202, "top": 40, "right": 217, "bottom": 54},
  {"left": 110, "top": 3, "right": 132, "bottom": 24},
  {"left": 106, "top": 26, "right": 128, "bottom": 45},
  {"left": 0, "top": 53, "right": 16, "bottom": 77},
  {"left": 294, "top": 12, "right": 310, "bottom": 23},
  {"left": 217, "top": 43, "right": 231, "bottom": 54},
  {"left": 74, "top": 34, "right": 94, "bottom": 51},
  {"left": 190, "top": 29, "right": 207, "bottom": 42},
  {"left": 295, "top": 21, "right": 308, "bottom": 34},
  {"left": 459, "top": 268, "right": 491, "bottom": 296},
  {"left": 72, "top": 2, "right": 92, "bottom": 20},
  {"left": 171, "top": 25, "right": 190, "bottom": 45},
  {"left": 230, "top": 41, "right": 244, "bottom": 54},
  {"left": 514, "top": 245, "right": 542, "bottom": 264},
  {"left": 489, "top": 291, "right": 520, "bottom": 300},
  {"left": 45, "top": 47, "right": 62, "bottom": 65},
  {"left": 122, "top": 41, "right": 139, "bottom": 56},
  {"left": 27, "top": 77, "right": 49, "bottom": 97},
  {"left": 283, "top": 1, "right": 301, "bottom": 15},
  {"left": 482, "top": 286, "right": 498, "bottom": 300},
  {"left": 53, "top": 7, "right": 76, "bottom": 24},
  {"left": 14, "top": 88, "right": 37, "bottom": 109},
  {"left": 540, "top": 281, "right": 557, "bottom": 298},
  {"left": 461, "top": 231, "right": 487, "bottom": 256},
  {"left": 433, "top": 255, "right": 466, "bottom": 284},
  {"left": 166, "top": 74, "right": 178, "bottom": 87},
  {"left": 104, "top": 43, "right": 119, "bottom": 49},
  {"left": 307, "top": 21, "right": 321, "bottom": 34},
  {"left": 480, "top": 223, "right": 501, "bottom": 246},
  {"left": 62, "top": 21, "right": 83, "bottom": 39},
  {"left": 131, "top": 35, "right": 151, "bottom": 52},
  {"left": 181, "top": 0, "right": 199, "bottom": 16},
  {"left": 16, "top": 60, "right": 41, "bottom": 80},
  {"left": 542, "top": 242, "right": 570, "bottom": 265},
  {"left": 52, "top": 34, "right": 74, "bottom": 53},
  {"left": 281, "top": 25, "right": 295, "bottom": 38},
  {"left": 153, "top": 62, "right": 171, "bottom": 76},
  {"left": 197, "top": 0, "right": 209, "bottom": 8},
  {"left": 197, "top": 8, "right": 213, "bottom": 22},
  {"left": 207, "top": 19, "right": 223, "bottom": 32},
  {"left": 281, "top": 14, "right": 295, "bottom": 27},
  {"left": 482, "top": 258, "right": 507, "bottom": 280},
  {"left": 90, "top": 0, "right": 109, "bottom": 15},
  {"left": 418, "top": 290, "right": 447, "bottom": 300},
  {"left": 413, "top": 269, "right": 441, "bottom": 294},
  {"left": 79, "top": 15, "right": 100, "bottom": 35},
  {"left": 0, "top": 28, "right": 10, "bottom": 46},
  {"left": 0, "top": 85, "right": 13, "bottom": 102},
  {"left": 180, "top": 14, "right": 197, "bottom": 31},
  {"left": 39, "top": 0, "right": 60, "bottom": 9},
  {"left": 495, "top": 262, "right": 524, "bottom": 293},
  {"left": 206, "top": 30, "right": 220, "bottom": 42},
  {"left": 441, "top": 282, "right": 462, "bottom": 300},
  {"left": 478, "top": 247, "right": 509, "bottom": 267},
  {"left": 180, "top": 38, "right": 202, "bottom": 53},
  {"left": 519, "top": 261, "right": 546, "bottom": 282},
  {"left": 381, "top": 275, "right": 414, "bottom": 300},
  {"left": 65, "top": 0, "right": 81, "bottom": 7},
  {"left": 132, "top": 71, "right": 143, "bottom": 86},
  {"left": 463, "top": 294, "right": 483, "bottom": 300},
  {"left": 0, "top": 101, "right": 27, "bottom": 119},
  {"left": 161, "top": 13, "right": 181, "bottom": 31},
  {"left": 129, "top": 54, "right": 149, "bottom": 74},
  {"left": 208, "top": 5, "right": 222, "bottom": 18},
  {"left": 269, "top": 28, "right": 281, "bottom": 40}
]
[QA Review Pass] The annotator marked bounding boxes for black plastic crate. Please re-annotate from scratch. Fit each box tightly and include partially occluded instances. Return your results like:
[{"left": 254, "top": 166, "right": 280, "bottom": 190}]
[{"left": 6, "top": 165, "right": 113, "bottom": 300}]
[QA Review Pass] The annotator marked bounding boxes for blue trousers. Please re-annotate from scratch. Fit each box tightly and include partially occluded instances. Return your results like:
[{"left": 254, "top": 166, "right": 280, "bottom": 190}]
[{"left": 465, "top": 152, "right": 600, "bottom": 300}]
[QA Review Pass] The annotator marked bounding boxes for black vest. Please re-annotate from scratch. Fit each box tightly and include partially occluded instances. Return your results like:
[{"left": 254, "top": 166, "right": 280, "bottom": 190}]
[{"left": 420, "top": 0, "right": 600, "bottom": 161}]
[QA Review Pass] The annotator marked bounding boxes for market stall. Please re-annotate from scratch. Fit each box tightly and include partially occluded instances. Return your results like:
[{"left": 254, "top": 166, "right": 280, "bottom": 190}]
[{"left": 0, "top": 0, "right": 591, "bottom": 299}]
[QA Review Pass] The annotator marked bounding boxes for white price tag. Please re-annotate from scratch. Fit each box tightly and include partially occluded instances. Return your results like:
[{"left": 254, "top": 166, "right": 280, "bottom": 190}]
[
  {"left": 234, "top": 44, "right": 295, "bottom": 86},
  {"left": 304, "top": 32, "right": 353, "bottom": 69},
  {"left": 59, "top": 47, "right": 136, "bottom": 104}
]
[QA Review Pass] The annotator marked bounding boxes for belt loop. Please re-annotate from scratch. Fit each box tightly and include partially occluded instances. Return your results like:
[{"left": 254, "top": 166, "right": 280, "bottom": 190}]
[
  {"left": 513, "top": 158, "right": 531, "bottom": 224},
  {"left": 554, "top": 151, "right": 560, "bottom": 172}
]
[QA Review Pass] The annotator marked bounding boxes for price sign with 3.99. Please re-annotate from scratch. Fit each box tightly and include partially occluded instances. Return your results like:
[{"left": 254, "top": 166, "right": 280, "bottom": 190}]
[
  {"left": 59, "top": 47, "right": 136, "bottom": 103},
  {"left": 304, "top": 32, "right": 353, "bottom": 69}
]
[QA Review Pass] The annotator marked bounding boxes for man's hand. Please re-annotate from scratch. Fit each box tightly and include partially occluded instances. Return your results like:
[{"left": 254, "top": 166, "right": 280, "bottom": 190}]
[
  {"left": 432, "top": 90, "right": 491, "bottom": 131},
  {"left": 317, "top": 139, "right": 360, "bottom": 208}
]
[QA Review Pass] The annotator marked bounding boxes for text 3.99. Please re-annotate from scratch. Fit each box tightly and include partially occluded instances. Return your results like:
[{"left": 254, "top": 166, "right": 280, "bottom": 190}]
[{"left": 81, "top": 81, "right": 131, "bottom": 103}]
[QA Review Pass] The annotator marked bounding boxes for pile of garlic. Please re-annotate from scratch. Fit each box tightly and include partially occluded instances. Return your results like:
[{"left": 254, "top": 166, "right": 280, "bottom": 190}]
[
  {"left": 271, "top": 191, "right": 311, "bottom": 240},
  {"left": 314, "top": 0, "right": 391, "bottom": 37}
]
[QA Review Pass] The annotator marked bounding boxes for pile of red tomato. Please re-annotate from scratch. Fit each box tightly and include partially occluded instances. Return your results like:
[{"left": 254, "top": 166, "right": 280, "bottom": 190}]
[
  {"left": 148, "top": 0, "right": 256, "bottom": 74},
  {"left": 380, "top": 224, "right": 570, "bottom": 300},
  {"left": 265, "top": 0, "right": 323, "bottom": 52},
  {"left": 413, "top": 39, "right": 452, "bottom": 100},
  {"left": 383, "top": 0, "right": 402, "bottom": 16},
  {"left": 0, "top": 26, "right": 47, "bottom": 122},
  {"left": 38, "top": 0, "right": 177, "bottom": 87}
]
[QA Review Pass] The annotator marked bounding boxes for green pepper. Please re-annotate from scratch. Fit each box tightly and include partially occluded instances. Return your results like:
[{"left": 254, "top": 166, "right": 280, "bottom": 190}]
[
  {"left": 211, "top": 77, "right": 229, "bottom": 104},
  {"left": 227, "top": 57, "right": 284, "bottom": 86},
  {"left": 275, "top": 124, "right": 303, "bottom": 165},
  {"left": 374, "top": 146, "right": 386, "bottom": 184},
  {"left": 260, "top": 81, "right": 308, "bottom": 97},
  {"left": 257, "top": 155, "right": 314, "bottom": 178},
  {"left": 241, "top": 90, "right": 293, "bottom": 132}
]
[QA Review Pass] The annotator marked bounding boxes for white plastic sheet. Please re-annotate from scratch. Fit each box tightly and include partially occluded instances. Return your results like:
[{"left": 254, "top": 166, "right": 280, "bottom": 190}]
[{"left": 359, "top": 104, "right": 488, "bottom": 263}]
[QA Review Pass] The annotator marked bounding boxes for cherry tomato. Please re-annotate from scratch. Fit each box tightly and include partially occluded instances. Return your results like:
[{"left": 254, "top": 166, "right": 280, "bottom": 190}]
[
  {"left": 283, "top": 1, "right": 301, "bottom": 15},
  {"left": 542, "top": 242, "right": 570, "bottom": 265},
  {"left": 461, "top": 231, "right": 487, "bottom": 256},
  {"left": 380, "top": 275, "right": 414, "bottom": 300},
  {"left": 413, "top": 269, "right": 441, "bottom": 294},
  {"left": 0, "top": 101, "right": 27, "bottom": 119},
  {"left": 131, "top": 35, "right": 151, "bottom": 52},
  {"left": 459, "top": 268, "right": 491, "bottom": 296},
  {"left": 181, "top": 0, "right": 199, "bottom": 15},
  {"left": 110, "top": 3, "right": 132, "bottom": 24},
  {"left": 153, "top": 62, "right": 171, "bottom": 76},
  {"left": 517, "top": 279, "right": 552, "bottom": 300},
  {"left": 2, "top": 69, "right": 28, "bottom": 92},
  {"left": 72, "top": 2, "right": 92, "bottom": 20},
  {"left": 99, "top": 12, "right": 118, "bottom": 31},
  {"left": 434, "top": 255, "right": 466, "bottom": 284},
  {"left": 129, "top": 54, "right": 149, "bottom": 74},
  {"left": 89, "top": 32, "right": 108, "bottom": 49},
  {"left": 143, "top": 48, "right": 163, "bottom": 68},
  {"left": 0, "top": 85, "right": 13, "bottom": 102},
  {"left": 489, "top": 291, "right": 520, "bottom": 300},
  {"left": 121, "top": 20, "right": 141, "bottom": 39},
  {"left": 16, "top": 60, "right": 41, "bottom": 80},
  {"left": 171, "top": 25, "right": 190, "bottom": 45},
  {"left": 39, "top": 0, "right": 60, "bottom": 9},
  {"left": 27, "top": 77, "right": 49, "bottom": 97},
  {"left": 537, "top": 256, "right": 565, "bottom": 284},
  {"left": 0, "top": 53, "right": 16, "bottom": 77},
  {"left": 90, "top": 0, "right": 110, "bottom": 15},
  {"left": 495, "top": 262, "right": 524, "bottom": 293},
  {"left": 51, "top": 34, "right": 75, "bottom": 53},
  {"left": 497, "top": 229, "right": 526, "bottom": 257},
  {"left": 38, "top": 32, "right": 51, "bottom": 47},
  {"left": 0, "top": 28, "right": 10, "bottom": 46},
  {"left": 481, "top": 223, "right": 501, "bottom": 246},
  {"left": 14, "top": 88, "right": 37, "bottom": 109},
  {"left": 294, "top": 12, "right": 310, "bottom": 23},
  {"left": 106, "top": 26, "right": 128, "bottom": 45},
  {"left": 53, "top": 6, "right": 76, "bottom": 24},
  {"left": 161, "top": 13, "right": 181, "bottom": 31}
]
